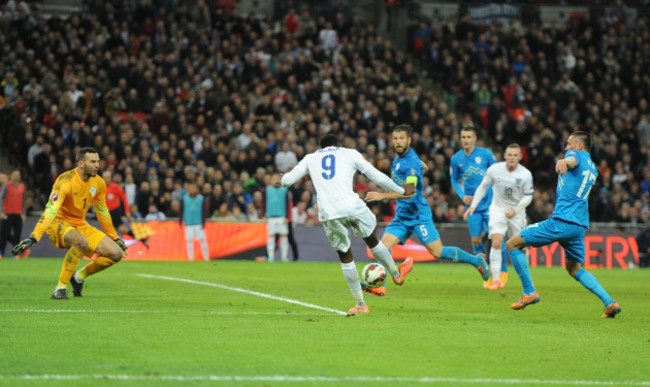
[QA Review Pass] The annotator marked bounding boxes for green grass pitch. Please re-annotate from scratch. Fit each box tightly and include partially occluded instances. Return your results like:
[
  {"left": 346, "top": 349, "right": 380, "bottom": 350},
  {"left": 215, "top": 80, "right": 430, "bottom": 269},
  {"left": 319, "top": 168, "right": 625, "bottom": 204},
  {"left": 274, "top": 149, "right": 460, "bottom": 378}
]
[{"left": 1, "top": 258, "right": 649, "bottom": 386}]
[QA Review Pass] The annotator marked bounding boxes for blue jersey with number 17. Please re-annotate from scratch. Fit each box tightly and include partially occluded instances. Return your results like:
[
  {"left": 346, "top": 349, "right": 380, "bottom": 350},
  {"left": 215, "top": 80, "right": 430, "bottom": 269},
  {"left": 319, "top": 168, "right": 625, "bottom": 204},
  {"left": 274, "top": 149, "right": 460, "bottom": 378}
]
[{"left": 551, "top": 150, "right": 597, "bottom": 228}]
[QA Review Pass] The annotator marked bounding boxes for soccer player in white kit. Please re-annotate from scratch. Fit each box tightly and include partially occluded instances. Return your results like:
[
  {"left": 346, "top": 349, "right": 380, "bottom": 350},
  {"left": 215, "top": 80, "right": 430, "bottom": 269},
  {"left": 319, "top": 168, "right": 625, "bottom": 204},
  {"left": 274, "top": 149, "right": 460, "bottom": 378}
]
[
  {"left": 464, "top": 144, "right": 534, "bottom": 289},
  {"left": 281, "top": 134, "right": 415, "bottom": 315}
]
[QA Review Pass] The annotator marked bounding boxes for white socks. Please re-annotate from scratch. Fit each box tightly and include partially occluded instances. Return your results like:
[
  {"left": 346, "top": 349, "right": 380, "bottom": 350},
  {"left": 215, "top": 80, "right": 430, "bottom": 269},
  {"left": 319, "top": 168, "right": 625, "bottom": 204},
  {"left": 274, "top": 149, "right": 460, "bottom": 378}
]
[
  {"left": 266, "top": 237, "right": 276, "bottom": 262},
  {"left": 369, "top": 242, "right": 399, "bottom": 278},
  {"left": 280, "top": 236, "right": 289, "bottom": 262},
  {"left": 341, "top": 261, "right": 365, "bottom": 306},
  {"left": 490, "top": 247, "right": 502, "bottom": 282}
]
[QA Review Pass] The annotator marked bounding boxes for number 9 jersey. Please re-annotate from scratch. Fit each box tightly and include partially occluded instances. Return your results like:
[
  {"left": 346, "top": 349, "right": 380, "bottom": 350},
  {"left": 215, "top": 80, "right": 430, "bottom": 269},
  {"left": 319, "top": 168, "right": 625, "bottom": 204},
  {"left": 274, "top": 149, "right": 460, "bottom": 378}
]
[
  {"left": 281, "top": 146, "right": 404, "bottom": 221},
  {"left": 552, "top": 150, "right": 598, "bottom": 228}
]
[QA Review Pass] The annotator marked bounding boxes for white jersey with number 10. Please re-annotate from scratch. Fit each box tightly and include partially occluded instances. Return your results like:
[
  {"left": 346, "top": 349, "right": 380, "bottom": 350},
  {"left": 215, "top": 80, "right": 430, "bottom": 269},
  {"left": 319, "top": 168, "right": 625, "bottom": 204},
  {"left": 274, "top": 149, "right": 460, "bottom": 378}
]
[{"left": 281, "top": 146, "right": 404, "bottom": 221}]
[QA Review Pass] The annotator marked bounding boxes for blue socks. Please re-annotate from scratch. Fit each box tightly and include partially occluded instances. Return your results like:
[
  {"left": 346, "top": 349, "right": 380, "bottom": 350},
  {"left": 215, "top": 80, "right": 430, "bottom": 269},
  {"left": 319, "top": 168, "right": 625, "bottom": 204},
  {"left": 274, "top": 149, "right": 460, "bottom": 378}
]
[
  {"left": 501, "top": 241, "right": 508, "bottom": 273},
  {"left": 509, "top": 249, "right": 536, "bottom": 294},
  {"left": 574, "top": 268, "right": 614, "bottom": 306},
  {"left": 441, "top": 246, "right": 480, "bottom": 266},
  {"left": 472, "top": 243, "right": 486, "bottom": 255}
]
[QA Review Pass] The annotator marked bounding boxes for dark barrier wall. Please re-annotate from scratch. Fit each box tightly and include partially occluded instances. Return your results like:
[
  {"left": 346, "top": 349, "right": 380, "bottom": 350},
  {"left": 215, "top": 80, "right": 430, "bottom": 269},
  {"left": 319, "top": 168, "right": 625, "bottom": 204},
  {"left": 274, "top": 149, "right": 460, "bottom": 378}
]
[{"left": 15, "top": 219, "right": 639, "bottom": 269}]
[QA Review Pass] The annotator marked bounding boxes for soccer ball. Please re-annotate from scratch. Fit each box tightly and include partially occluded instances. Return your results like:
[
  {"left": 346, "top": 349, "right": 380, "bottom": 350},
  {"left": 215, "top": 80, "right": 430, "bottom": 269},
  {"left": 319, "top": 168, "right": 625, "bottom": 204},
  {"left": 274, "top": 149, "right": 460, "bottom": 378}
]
[{"left": 361, "top": 263, "right": 387, "bottom": 288}]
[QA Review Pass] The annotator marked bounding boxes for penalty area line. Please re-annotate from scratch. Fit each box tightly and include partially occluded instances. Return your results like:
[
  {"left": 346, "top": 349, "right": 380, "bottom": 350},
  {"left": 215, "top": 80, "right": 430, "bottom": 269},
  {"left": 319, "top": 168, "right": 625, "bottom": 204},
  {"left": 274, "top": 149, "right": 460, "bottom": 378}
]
[
  {"left": 137, "top": 273, "right": 348, "bottom": 316},
  {"left": 1, "top": 375, "right": 649, "bottom": 385}
]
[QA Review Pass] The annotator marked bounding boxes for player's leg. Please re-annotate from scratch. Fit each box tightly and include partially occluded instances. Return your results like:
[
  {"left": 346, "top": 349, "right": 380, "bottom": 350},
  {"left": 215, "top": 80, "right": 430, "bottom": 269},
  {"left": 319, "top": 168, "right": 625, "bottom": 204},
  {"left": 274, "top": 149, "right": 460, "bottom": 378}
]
[
  {"left": 185, "top": 224, "right": 195, "bottom": 261},
  {"left": 198, "top": 228, "right": 210, "bottom": 261},
  {"left": 277, "top": 217, "right": 289, "bottom": 262},
  {"left": 427, "top": 236, "right": 490, "bottom": 281},
  {"left": 468, "top": 212, "right": 487, "bottom": 255},
  {"left": 506, "top": 223, "right": 543, "bottom": 309},
  {"left": 72, "top": 228, "right": 124, "bottom": 297},
  {"left": 266, "top": 218, "right": 279, "bottom": 262},
  {"left": 359, "top": 208, "right": 412, "bottom": 284},
  {"left": 0, "top": 217, "right": 9, "bottom": 258},
  {"left": 279, "top": 233, "right": 289, "bottom": 262},
  {"left": 562, "top": 231, "right": 621, "bottom": 317},
  {"left": 488, "top": 233, "right": 504, "bottom": 289},
  {"left": 324, "top": 219, "right": 367, "bottom": 314},
  {"left": 287, "top": 221, "right": 299, "bottom": 261},
  {"left": 47, "top": 226, "right": 92, "bottom": 299}
]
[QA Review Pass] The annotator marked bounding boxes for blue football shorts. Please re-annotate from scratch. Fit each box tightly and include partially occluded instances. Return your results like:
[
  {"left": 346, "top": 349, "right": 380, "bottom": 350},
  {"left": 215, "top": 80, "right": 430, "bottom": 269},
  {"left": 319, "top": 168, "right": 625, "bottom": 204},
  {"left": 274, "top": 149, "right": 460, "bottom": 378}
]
[
  {"left": 467, "top": 209, "right": 489, "bottom": 238},
  {"left": 520, "top": 217, "right": 586, "bottom": 263},
  {"left": 384, "top": 216, "right": 440, "bottom": 245}
]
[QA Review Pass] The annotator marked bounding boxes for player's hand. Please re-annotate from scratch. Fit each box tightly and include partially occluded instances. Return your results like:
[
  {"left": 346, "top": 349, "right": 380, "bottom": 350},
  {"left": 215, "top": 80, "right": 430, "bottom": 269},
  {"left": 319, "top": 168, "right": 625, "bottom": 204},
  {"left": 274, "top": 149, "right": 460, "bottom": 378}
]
[
  {"left": 463, "top": 207, "right": 475, "bottom": 221},
  {"left": 365, "top": 191, "right": 383, "bottom": 202},
  {"left": 506, "top": 209, "right": 515, "bottom": 219},
  {"left": 402, "top": 182, "right": 415, "bottom": 196},
  {"left": 555, "top": 159, "right": 568, "bottom": 175},
  {"left": 114, "top": 238, "right": 128, "bottom": 252},
  {"left": 12, "top": 236, "right": 36, "bottom": 256},
  {"left": 462, "top": 196, "right": 473, "bottom": 205}
]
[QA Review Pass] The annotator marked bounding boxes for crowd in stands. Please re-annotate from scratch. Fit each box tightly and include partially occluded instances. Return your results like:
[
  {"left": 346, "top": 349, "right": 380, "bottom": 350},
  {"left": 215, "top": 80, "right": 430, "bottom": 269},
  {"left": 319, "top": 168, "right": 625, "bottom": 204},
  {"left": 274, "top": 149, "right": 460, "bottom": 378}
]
[{"left": 0, "top": 0, "right": 648, "bottom": 228}]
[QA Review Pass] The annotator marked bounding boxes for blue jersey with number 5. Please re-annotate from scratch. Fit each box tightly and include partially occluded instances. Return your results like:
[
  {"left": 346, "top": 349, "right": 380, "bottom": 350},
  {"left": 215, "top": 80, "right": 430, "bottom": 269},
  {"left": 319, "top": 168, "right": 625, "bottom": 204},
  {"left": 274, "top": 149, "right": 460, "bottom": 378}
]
[{"left": 552, "top": 150, "right": 597, "bottom": 228}]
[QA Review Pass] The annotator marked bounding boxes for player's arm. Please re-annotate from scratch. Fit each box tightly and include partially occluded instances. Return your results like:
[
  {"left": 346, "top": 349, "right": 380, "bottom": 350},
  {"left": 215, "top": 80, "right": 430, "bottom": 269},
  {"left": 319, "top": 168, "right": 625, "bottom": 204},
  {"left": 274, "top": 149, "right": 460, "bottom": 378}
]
[
  {"left": 94, "top": 183, "right": 119, "bottom": 240},
  {"left": 365, "top": 190, "right": 412, "bottom": 202},
  {"left": 449, "top": 157, "right": 465, "bottom": 200},
  {"left": 511, "top": 173, "right": 534, "bottom": 216},
  {"left": 556, "top": 151, "right": 579, "bottom": 175},
  {"left": 355, "top": 153, "right": 407, "bottom": 195},
  {"left": 31, "top": 179, "right": 69, "bottom": 242},
  {"left": 464, "top": 172, "right": 492, "bottom": 220},
  {"left": 281, "top": 158, "right": 309, "bottom": 187}
]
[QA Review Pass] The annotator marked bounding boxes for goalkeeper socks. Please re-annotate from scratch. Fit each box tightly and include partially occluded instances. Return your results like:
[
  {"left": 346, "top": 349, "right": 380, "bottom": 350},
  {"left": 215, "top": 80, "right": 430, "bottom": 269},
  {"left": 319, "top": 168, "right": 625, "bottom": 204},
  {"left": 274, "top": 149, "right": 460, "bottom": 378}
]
[
  {"left": 472, "top": 243, "right": 486, "bottom": 255},
  {"left": 341, "top": 261, "right": 364, "bottom": 306},
  {"left": 574, "top": 268, "right": 614, "bottom": 306},
  {"left": 266, "top": 237, "right": 275, "bottom": 262},
  {"left": 369, "top": 242, "right": 399, "bottom": 278},
  {"left": 280, "top": 236, "right": 289, "bottom": 261},
  {"left": 509, "top": 249, "right": 536, "bottom": 294},
  {"left": 81, "top": 256, "right": 119, "bottom": 276},
  {"left": 501, "top": 240, "right": 508, "bottom": 273},
  {"left": 57, "top": 247, "right": 83, "bottom": 288},
  {"left": 440, "top": 246, "right": 480, "bottom": 266},
  {"left": 490, "top": 247, "right": 502, "bottom": 282}
]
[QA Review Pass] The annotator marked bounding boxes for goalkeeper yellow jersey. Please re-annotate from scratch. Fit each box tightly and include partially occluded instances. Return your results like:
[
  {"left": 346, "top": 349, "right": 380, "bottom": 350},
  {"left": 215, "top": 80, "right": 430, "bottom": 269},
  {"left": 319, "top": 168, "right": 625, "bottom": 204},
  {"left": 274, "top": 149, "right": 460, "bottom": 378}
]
[{"left": 32, "top": 168, "right": 118, "bottom": 242}]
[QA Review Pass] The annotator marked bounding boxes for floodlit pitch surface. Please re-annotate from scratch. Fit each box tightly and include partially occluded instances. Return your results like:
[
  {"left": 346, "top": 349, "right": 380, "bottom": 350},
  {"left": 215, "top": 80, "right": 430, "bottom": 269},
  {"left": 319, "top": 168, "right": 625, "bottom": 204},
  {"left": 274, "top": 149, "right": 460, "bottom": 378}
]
[{"left": 1, "top": 258, "right": 649, "bottom": 386}]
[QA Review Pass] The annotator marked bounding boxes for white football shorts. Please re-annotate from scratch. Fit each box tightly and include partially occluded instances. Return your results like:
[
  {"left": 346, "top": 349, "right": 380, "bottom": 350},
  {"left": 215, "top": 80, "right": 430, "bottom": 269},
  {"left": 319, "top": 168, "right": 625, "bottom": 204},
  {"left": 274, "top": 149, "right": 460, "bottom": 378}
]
[
  {"left": 488, "top": 210, "right": 526, "bottom": 238},
  {"left": 267, "top": 217, "right": 289, "bottom": 236},
  {"left": 322, "top": 205, "right": 377, "bottom": 252}
]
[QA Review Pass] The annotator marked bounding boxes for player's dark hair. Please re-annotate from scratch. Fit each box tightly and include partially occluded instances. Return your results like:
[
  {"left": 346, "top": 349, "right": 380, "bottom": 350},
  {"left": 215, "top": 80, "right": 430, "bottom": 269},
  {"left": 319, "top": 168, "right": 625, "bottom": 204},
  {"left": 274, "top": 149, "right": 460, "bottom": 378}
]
[
  {"left": 76, "top": 147, "right": 98, "bottom": 162},
  {"left": 571, "top": 131, "right": 591, "bottom": 151},
  {"left": 319, "top": 134, "right": 339, "bottom": 148},
  {"left": 460, "top": 123, "right": 478, "bottom": 136},
  {"left": 392, "top": 124, "right": 412, "bottom": 137}
]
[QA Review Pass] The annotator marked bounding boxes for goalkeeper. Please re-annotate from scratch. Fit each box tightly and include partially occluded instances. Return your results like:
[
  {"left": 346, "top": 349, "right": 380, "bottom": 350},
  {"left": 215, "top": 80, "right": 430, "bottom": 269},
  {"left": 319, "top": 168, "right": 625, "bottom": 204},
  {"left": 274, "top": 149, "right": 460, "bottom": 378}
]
[{"left": 13, "top": 147, "right": 127, "bottom": 299}]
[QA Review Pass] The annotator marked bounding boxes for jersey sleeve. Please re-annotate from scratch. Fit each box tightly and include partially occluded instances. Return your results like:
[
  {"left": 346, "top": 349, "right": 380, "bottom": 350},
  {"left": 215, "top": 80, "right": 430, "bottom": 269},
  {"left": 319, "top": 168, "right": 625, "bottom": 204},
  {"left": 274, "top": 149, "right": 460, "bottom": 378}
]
[
  {"left": 564, "top": 150, "right": 580, "bottom": 167},
  {"left": 354, "top": 151, "right": 404, "bottom": 194},
  {"left": 449, "top": 155, "right": 465, "bottom": 199},
  {"left": 31, "top": 175, "right": 70, "bottom": 241},
  {"left": 94, "top": 180, "right": 119, "bottom": 240},
  {"left": 281, "top": 157, "right": 310, "bottom": 187},
  {"left": 486, "top": 149, "right": 497, "bottom": 167}
]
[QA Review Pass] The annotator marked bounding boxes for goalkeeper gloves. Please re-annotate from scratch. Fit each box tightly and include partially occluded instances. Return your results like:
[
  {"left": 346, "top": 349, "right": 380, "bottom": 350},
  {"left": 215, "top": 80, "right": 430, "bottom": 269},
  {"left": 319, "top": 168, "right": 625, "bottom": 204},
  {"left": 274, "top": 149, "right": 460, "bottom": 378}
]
[
  {"left": 114, "top": 238, "right": 128, "bottom": 252},
  {"left": 12, "top": 236, "right": 37, "bottom": 256}
]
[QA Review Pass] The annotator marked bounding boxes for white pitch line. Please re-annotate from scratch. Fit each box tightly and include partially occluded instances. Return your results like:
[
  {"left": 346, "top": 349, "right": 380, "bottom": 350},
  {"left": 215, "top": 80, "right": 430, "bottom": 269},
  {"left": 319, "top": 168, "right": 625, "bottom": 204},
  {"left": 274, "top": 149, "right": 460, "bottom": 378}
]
[
  {"left": 0, "top": 309, "right": 335, "bottom": 316},
  {"left": 1, "top": 375, "right": 649, "bottom": 385},
  {"left": 137, "top": 273, "right": 348, "bottom": 316}
]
